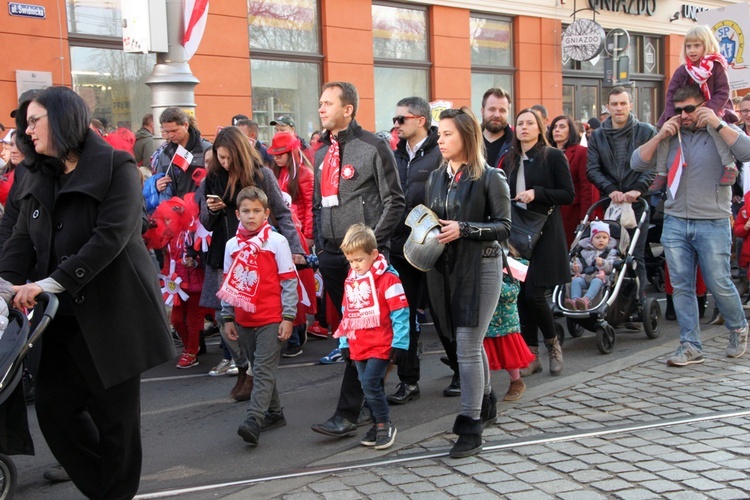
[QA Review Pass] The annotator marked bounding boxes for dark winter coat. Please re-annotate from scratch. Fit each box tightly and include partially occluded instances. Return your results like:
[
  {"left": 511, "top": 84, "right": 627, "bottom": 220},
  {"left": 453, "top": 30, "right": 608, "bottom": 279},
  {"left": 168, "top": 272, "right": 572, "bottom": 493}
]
[
  {"left": 425, "top": 165, "right": 511, "bottom": 334},
  {"left": 134, "top": 127, "right": 155, "bottom": 166},
  {"left": 391, "top": 127, "right": 442, "bottom": 256},
  {"left": 0, "top": 130, "right": 174, "bottom": 389},
  {"left": 504, "top": 146, "right": 575, "bottom": 288},
  {"left": 154, "top": 126, "right": 212, "bottom": 197}
]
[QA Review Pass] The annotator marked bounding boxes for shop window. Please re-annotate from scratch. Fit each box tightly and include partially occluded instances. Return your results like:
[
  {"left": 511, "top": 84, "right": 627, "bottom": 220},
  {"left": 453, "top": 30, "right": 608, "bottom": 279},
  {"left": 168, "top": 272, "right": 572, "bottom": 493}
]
[
  {"left": 250, "top": 59, "right": 321, "bottom": 143},
  {"left": 71, "top": 47, "right": 155, "bottom": 131},
  {"left": 67, "top": 0, "right": 122, "bottom": 36},
  {"left": 470, "top": 14, "right": 514, "bottom": 114},
  {"left": 372, "top": 3, "right": 430, "bottom": 133},
  {"left": 374, "top": 67, "right": 429, "bottom": 133},
  {"left": 248, "top": 0, "right": 319, "bottom": 54}
]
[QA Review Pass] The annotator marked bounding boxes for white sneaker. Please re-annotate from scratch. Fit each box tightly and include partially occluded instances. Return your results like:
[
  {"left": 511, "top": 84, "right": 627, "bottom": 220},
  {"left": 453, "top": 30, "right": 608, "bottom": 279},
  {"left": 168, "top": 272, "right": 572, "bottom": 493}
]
[
  {"left": 226, "top": 360, "right": 239, "bottom": 376},
  {"left": 208, "top": 359, "right": 232, "bottom": 376}
]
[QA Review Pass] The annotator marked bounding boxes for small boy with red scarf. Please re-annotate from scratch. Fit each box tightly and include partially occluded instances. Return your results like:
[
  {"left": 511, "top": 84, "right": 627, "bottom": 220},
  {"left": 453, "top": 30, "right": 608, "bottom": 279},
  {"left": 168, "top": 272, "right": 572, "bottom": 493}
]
[
  {"left": 334, "top": 224, "right": 409, "bottom": 450},
  {"left": 218, "top": 187, "right": 298, "bottom": 447}
]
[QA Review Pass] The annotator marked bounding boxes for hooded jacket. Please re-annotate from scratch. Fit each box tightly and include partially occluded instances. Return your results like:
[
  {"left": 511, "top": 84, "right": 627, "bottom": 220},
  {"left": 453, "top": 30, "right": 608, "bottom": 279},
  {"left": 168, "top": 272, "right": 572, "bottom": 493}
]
[{"left": 134, "top": 127, "right": 155, "bottom": 166}]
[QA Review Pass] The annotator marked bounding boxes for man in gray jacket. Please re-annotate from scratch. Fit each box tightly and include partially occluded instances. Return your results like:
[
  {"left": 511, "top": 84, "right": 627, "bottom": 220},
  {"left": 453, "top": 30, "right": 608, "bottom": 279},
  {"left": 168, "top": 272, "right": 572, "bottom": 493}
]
[{"left": 632, "top": 84, "right": 750, "bottom": 367}]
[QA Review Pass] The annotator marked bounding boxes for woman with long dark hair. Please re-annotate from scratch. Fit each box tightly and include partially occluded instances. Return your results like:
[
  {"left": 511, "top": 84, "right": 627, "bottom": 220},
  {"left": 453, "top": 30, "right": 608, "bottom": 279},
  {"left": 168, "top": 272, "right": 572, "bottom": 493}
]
[
  {"left": 425, "top": 107, "right": 511, "bottom": 458},
  {"left": 547, "top": 115, "right": 598, "bottom": 246},
  {"left": 197, "top": 126, "right": 303, "bottom": 399},
  {"left": 2, "top": 86, "right": 174, "bottom": 498},
  {"left": 502, "top": 109, "right": 575, "bottom": 377}
]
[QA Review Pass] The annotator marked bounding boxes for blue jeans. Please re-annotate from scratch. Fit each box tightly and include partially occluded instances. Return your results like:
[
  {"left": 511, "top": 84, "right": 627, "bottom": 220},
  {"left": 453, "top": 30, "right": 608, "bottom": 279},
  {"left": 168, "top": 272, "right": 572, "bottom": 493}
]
[
  {"left": 355, "top": 358, "right": 391, "bottom": 424},
  {"left": 571, "top": 276, "right": 604, "bottom": 301},
  {"left": 661, "top": 215, "right": 747, "bottom": 351}
]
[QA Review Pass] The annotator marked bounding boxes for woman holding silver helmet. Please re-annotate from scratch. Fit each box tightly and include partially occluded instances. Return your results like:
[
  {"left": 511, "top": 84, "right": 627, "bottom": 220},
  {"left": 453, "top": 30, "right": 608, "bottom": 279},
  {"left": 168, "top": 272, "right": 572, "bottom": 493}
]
[{"left": 419, "top": 106, "right": 511, "bottom": 459}]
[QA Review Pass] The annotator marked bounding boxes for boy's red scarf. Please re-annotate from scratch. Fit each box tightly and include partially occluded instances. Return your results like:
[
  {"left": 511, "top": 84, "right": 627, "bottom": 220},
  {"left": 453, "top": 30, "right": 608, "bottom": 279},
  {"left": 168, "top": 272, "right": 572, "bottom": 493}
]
[
  {"left": 685, "top": 54, "right": 728, "bottom": 104},
  {"left": 216, "top": 222, "right": 272, "bottom": 313},
  {"left": 334, "top": 253, "right": 389, "bottom": 340},
  {"left": 320, "top": 136, "right": 340, "bottom": 207}
]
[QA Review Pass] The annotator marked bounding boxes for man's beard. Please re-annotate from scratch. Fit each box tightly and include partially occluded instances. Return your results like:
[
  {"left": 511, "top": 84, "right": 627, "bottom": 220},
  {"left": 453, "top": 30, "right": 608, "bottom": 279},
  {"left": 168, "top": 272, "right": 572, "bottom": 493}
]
[{"left": 482, "top": 119, "right": 505, "bottom": 134}]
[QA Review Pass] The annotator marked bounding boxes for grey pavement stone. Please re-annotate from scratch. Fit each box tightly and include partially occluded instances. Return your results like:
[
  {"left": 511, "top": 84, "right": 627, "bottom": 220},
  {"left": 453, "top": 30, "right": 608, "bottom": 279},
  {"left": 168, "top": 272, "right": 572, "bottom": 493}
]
[
  {"left": 309, "top": 481, "right": 349, "bottom": 494},
  {"left": 722, "top": 458, "right": 750, "bottom": 469},
  {"left": 353, "top": 482, "right": 393, "bottom": 496},
  {"left": 367, "top": 492, "right": 409, "bottom": 500},
  {"left": 657, "top": 450, "right": 698, "bottom": 462},
  {"left": 597, "top": 461, "right": 639, "bottom": 474},
  {"left": 382, "top": 473, "right": 421, "bottom": 486},
  {"left": 409, "top": 466, "right": 452, "bottom": 478},
  {"left": 683, "top": 477, "right": 730, "bottom": 491},
  {"left": 547, "top": 459, "right": 590, "bottom": 473},
  {"left": 680, "top": 460, "right": 722, "bottom": 472},
  {"left": 617, "top": 470, "right": 660, "bottom": 482},
  {"left": 677, "top": 442, "right": 719, "bottom": 454},
  {"left": 578, "top": 452, "right": 622, "bottom": 465},
  {"left": 451, "top": 461, "right": 497, "bottom": 475},
  {"left": 707, "top": 489, "right": 750, "bottom": 500},
  {"left": 592, "top": 443, "right": 629, "bottom": 455},
  {"left": 655, "top": 468, "right": 700, "bottom": 481},
  {"left": 548, "top": 442, "right": 592, "bottom": 456},
  {"left": 639, "top": 459, "right": 677, "bottom": 472},
  {"left": 613, "top": 489, "right": 662, "bottom": 500},
  {"left": 698, "top": 450, "right": 737, "bottom": 462},
  {"left": 397, "top": 481, "right": 434, "bottom": 494},
  {"left": 729, "top": 479, "right": 750, "bottom": 491},
  {"left": 526, "top": 451, "right": 569, "bottom": 464},
  {"left": 488, "top": 479, "right": 534, "bottom": 495},
  {"left": 321, "top": 490, "right": 363, "bottom": 500},
  {"left": 590, "top": 478, "right": 633, "bottom": 492},
  {"left": 558, "top": 491, "right": 608, "bottom": 500},
  {"left": 429, "top": 474, "right": 466, "bottom": 488},
  {"left": 338, "top": 472, "right": 381, "bottom": 486},
  {"left": 473, "top": 470, "right": 514, "bottom": 484},
  {"left": 515, "top": 469, "right": 564, "bottom": 483},
  {"left": 663, "top": 491, "right": 709, "bottom": 500},
  {"left": 506, "top": 491, "right": 553, "bottom": 500},
  {"left": 482, "top": 452, "right": 527, "bottom": 466},
  {"left": 535, "top": 479, "right": 582, "bottom": 494},
  {"left": 444, "top": 482, "right": 492, "bottom": 496},
  {"left": 570, "top": 469, "right": 612, "bottom": 483},
  {"left": 283, "top": 492, "right": 321, "bottom": 500},
  {"left": 640, "top": 479, "right": 685, "bottom": 493}
]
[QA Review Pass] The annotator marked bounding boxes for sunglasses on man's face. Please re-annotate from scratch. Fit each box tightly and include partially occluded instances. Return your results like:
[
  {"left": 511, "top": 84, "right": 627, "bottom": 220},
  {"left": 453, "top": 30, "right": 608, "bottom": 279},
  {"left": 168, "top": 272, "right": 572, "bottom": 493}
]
[
  {"left": 674, "top": 103, "right": 703, "bottom": 114},
  {"left": 392, "top": 115, "right": 418, "bottom": 125}
]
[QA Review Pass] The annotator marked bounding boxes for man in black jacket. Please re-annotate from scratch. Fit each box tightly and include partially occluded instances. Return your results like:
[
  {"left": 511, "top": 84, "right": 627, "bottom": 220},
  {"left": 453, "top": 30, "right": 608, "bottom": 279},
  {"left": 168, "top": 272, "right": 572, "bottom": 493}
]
[
  {"left": 587, "top": 87, "right": 655, "bottom": 303},
  {"left": 386, "top": 96, "right": 457, "bottom": 404},
  {"left": 481, "top": 87, "right": 514, "bottom": 168}
]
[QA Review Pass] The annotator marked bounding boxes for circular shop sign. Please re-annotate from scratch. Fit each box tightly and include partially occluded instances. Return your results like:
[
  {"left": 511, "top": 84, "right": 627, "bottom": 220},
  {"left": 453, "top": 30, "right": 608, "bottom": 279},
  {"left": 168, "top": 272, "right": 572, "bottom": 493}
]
[{"left": 562, "top": 19, "right": 605, "bottom": 62}]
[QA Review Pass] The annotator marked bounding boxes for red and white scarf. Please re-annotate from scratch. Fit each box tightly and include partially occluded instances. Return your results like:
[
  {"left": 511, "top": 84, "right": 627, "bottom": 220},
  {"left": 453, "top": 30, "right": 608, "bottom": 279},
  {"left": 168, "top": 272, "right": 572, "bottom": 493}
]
[
  {"left": 217, "top": 222, "right": 272, "bottom": 313},
  {"left": 685, "top": 54, "right": 728, "bottom": 104},
  {"left": 320, "top": 136, "right": 340, "bottom": 207},
  {"left": 334, "top": 253, "right": 389, "bottom": 339}
]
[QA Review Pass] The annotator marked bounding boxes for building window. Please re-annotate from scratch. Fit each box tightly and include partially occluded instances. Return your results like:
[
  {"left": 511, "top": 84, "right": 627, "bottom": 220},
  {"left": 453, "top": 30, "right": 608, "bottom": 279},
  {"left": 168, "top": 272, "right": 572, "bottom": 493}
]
[
  {"left": 470, "top": 14, "right": 514, "bottom": 114},
  {"left": 67, "top": 0, "right": 122, "bottom": 36},
  {"left": 373, "top": 3, "right": 430, "bottom": 133},
  {"left": 248, "top": 0, "right": 321, "bottom": 143}
]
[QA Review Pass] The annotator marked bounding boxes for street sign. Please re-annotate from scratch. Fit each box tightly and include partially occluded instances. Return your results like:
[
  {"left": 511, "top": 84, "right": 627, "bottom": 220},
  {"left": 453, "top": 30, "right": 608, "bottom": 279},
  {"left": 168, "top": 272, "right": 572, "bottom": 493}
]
[
  {"left": 605, "top": 29, "right": 630, "bottom": 57},
  {"left": 562, "top": 19, "right": 605, "bottom": 62},
  {"left": 8, "top": 2, "right": 45, "bottom": 19},
  {"left": 604, "top": 56, "right": 631, "bottom": 86}
]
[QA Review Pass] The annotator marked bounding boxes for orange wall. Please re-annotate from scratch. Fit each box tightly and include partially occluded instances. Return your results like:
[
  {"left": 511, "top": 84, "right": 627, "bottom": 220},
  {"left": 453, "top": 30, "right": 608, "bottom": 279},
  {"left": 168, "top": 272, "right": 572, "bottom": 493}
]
[
  {"left": 0, "top": 0, "right": 70, "bottom": 126},
  {"left": 191, "top": 2, "right": 251, "bottom": 139},
  {"left": 430, "top": 6, "right": 471, "bottom": 108},
  {"left": 320, "top": 0, "right": 375, "bottom": 130},
  {"left": 515, "top": 16, "right": 563, "bottom": 118}
]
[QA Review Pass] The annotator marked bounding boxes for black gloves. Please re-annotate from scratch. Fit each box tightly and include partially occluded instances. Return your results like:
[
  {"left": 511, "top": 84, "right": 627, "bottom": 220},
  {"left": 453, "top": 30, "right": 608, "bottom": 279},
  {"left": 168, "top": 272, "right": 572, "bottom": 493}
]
[{"left": 390, "top": 348, "right": 408, "bottom": 365}]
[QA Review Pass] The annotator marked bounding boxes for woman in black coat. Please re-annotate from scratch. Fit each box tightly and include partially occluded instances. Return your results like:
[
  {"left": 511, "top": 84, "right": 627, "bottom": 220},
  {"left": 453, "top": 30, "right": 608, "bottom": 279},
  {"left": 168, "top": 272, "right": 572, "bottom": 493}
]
[
  {"left": 3, "top": 87, "right": 174, "bottom": 499},
  {"left": 502, "top": 108, "right": 574, "bottom": 377}
]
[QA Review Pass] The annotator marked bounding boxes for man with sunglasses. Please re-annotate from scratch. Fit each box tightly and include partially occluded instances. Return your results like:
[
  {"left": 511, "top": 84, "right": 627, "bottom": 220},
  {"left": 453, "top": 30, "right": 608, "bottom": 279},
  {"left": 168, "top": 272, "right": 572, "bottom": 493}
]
[
  {"left": 587, "top": 87, "right": 656, "bottom": 313},
  {"left": 632, "top": 84, "right": 750, "bottom": 367}
]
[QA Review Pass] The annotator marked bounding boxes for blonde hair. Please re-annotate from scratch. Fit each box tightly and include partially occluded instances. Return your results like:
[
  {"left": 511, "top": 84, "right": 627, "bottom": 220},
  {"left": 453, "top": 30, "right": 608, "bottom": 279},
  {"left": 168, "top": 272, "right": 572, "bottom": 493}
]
[
  {"left": 683, "top": 25, "right": 720, "bottom": 63},
  {"left": 438, "top": 107, "right": 486, "bottom": 181},
  {"left": 340, "top": 223, "right": 377, "bottom": 255}
]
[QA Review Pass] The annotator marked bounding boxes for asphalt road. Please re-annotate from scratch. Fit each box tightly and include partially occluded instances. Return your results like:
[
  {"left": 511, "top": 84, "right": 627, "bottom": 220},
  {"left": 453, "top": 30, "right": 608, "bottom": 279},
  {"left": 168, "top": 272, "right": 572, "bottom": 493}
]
[{"left": 11, "top": 292, "right": 689, "bottom": 498}]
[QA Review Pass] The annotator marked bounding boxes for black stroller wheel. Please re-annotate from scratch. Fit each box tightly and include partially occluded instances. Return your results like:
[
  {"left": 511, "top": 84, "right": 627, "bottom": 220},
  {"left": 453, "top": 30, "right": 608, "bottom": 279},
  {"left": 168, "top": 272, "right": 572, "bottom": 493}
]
[
  {"left": 0, "top": 453, "right": 17, "bottom": 500},
  {"left": 642, "top": 297, "right": 662, "bottom": 339},
  {"left": 567, "top": 318, "right": 584, "bottom": 338},
  {"left": 596, "top": 324, "right": 616, "bottom": 354}
]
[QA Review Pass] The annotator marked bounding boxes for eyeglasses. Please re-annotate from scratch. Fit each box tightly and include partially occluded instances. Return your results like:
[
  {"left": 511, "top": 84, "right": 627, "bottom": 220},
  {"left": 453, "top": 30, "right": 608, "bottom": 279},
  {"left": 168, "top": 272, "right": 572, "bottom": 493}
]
[
  {"left": 673, "top": 103, "right": 703, "bottom": 114},
  {"left": 27, "top": 114, "right": 47, "bottom": 130},
  {"left": 392, "top": 115, "right": 418, "bottom": 125},
  {"left": 740, "top": 109, "right": 750, "bottom": 115}
]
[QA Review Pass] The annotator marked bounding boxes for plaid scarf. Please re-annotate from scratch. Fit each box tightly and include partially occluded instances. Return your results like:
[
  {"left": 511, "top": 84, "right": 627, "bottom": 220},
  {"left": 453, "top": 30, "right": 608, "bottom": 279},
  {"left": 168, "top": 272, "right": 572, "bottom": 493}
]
[
  {"left": 334, "top": 253, "right": 389, "bottom": 339},
  {"left": 216, "top": 222, "right": 272, "bottom": 313},
  {"left": 320, "top": 136, "right": 340, "bottom": 207},
  {"left": 685, "top": 54, "right": 728, "bottom": 103}
]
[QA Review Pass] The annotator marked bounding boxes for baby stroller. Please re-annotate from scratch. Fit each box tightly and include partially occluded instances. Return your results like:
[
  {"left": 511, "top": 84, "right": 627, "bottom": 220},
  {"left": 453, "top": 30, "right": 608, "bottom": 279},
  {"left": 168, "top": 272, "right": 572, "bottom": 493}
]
[
  {"left": 551, "top": 198, "right": 661, "bottom": 354},
  {"left": 0, "top": 293, "right": 58, "bottom": 499}
]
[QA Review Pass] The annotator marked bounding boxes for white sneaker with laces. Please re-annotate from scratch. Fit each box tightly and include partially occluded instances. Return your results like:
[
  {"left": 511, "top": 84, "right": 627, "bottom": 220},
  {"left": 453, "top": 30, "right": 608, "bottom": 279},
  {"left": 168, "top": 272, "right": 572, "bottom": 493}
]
[{"left": 209, "top": 359, "right": 232, "bottom": 376}]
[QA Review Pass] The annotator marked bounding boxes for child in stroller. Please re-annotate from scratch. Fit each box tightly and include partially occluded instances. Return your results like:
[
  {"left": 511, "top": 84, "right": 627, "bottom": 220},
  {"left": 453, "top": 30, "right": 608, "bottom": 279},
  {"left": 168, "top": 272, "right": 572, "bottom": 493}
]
[{"left": 566, "top": 220, "right": 619, "bottom": 311}]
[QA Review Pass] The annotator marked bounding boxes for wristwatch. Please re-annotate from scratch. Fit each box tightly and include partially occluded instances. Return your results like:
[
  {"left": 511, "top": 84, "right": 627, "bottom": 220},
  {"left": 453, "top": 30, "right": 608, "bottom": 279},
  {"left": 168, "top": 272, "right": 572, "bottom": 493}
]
[{"left": 715, "top": 120, "right": 727, "bottom": 132}]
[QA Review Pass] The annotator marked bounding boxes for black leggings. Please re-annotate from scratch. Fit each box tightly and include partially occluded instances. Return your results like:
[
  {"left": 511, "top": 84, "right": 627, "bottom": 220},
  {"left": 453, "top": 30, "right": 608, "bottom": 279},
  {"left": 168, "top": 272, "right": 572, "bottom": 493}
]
[{"left": 518, "top": 281, "right": 557, "bottom": 347}]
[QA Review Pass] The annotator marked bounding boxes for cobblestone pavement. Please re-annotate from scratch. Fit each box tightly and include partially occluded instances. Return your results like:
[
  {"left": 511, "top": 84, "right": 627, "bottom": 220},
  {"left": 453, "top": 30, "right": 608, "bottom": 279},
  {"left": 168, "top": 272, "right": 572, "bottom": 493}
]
[{"left": 224, "top": 329, "right": 750, "bottom": 499}]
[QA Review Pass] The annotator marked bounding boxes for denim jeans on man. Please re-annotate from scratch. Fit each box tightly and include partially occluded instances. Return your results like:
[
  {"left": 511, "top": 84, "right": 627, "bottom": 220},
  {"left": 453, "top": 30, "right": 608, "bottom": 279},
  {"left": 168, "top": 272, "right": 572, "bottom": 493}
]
[
  {"left": 661, "top": 215, "right": 747, "bottom": 351},
  {"left": 355, "top": 358, "right": 391, "bottom": 424}
]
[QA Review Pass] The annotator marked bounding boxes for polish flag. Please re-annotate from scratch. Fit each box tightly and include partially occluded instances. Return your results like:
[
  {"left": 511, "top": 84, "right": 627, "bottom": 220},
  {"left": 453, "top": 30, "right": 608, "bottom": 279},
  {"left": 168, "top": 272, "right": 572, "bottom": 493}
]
[
  {"left": 172, "top": 145, "right": 194, "bottom": 172},
  {"left": 667, "top": 129, "right": 686, "bottom": 199},
  {"left": 183, "top": 0, "right": 209, "bottom": 60}
]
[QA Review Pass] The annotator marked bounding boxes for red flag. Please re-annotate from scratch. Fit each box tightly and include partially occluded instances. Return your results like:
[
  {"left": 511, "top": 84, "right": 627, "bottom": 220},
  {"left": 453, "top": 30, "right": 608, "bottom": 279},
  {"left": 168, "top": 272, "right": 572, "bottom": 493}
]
[
  {"left": 172, "top": 145, "right": 194, "bottom": 172},
  {"left": 667, "top": 131, "right": 686, "bottom": 199},
  {"left": 183, "top": 0, "right": 209, "bottom": 60}
]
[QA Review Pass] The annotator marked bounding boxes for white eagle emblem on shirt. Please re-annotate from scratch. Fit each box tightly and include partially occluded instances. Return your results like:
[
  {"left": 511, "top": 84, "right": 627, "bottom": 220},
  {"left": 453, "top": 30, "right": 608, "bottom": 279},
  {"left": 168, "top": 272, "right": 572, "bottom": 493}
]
[
  {"left": 232, "top": 264, "right": 258, "bottom": 292},
  {"left": 346, "top": 281, "right": 372, "bottom": 309}
]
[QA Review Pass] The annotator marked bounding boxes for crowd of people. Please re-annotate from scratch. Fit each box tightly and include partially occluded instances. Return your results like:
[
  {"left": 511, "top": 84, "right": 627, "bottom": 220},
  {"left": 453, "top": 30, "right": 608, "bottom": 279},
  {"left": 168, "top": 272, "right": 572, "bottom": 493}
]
[{"left": 0, "top": 23, "right": 749, "bottom": 498}]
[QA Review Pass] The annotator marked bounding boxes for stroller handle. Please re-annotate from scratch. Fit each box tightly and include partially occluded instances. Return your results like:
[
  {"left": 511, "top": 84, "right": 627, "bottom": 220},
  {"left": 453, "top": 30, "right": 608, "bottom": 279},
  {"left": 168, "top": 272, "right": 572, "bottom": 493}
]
[
  {"left": 35, "top": 292, "right": 59, "bottom": 321},
  {"left": 18, "top": 292, "right": 59, "bottom": 360}
]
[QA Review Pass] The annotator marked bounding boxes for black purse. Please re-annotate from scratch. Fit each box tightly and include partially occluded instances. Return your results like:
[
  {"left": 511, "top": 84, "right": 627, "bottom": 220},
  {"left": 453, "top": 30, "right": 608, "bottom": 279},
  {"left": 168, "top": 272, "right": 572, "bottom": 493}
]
[{"left": 509, "top": 201, "right": 553, "bottom": 260}]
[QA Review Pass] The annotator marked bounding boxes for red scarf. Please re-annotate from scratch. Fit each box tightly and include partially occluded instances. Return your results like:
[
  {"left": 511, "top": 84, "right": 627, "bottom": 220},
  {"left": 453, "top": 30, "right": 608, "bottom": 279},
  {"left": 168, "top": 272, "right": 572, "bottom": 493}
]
[
  {"left": 334, "top": 253, "right": 389, "bottom": 340},
  {"left": 320, "top": 136, "right": 340, "bottom": 207},
  {"left": 216, "top": 222, "right": 272, "bottom": 313},
  {"left": 685, "top": 54, "right": 728, "bottom": 104}
]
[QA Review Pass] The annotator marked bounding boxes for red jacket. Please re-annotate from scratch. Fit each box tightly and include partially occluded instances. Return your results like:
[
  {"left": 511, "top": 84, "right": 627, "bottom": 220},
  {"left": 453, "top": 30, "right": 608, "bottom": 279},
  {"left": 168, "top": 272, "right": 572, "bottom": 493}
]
[
  {"left": 559, "top": 144, "right": 598, "bottom": 246},
  {"left": 734, "top": 193, "right": 750, "bottom": 270},
  {"left": 278, "top": 164, "right": 314, "bottom": 240}
]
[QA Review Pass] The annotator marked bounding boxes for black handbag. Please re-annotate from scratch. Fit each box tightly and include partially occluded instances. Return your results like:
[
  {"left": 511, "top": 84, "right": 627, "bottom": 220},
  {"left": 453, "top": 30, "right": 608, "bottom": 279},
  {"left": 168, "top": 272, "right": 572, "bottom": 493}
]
[{"left": 509, "top": 201, "right": 553, "bottom": 260}]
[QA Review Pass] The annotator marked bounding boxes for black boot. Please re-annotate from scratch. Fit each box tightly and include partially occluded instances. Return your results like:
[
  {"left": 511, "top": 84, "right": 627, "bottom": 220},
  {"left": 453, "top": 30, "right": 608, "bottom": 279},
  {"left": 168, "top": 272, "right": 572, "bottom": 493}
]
[
  {"left": 450, "top": 414, "right": 483, "bottom": 458},
  {"left": 480, "top": 390, "right": 497, "bottom": 428},
  {"left": 665, "top": 294, "right": 676, "bottom": 321},
  {"left": 697, "top": 294, "right": 707, "bottom": 319}
]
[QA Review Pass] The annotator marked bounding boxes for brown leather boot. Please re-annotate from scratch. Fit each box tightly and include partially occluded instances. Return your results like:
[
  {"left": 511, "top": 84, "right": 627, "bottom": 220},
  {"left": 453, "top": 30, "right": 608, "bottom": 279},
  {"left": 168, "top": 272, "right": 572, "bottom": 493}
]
[
  {"left": 546, "top": 337, "right": 564, "bottom": 376},
  {"left": 234, "top": 372, "right": 254, "bottom": 402},
  {"left": 229, "top": 368, "right": 247, "bottom": 399},
  {"left": 519, "top": 346, "right": 541, "bottom": 377},
  {"left": 503, "top": 378, "right": 526, "bottom": 401}
]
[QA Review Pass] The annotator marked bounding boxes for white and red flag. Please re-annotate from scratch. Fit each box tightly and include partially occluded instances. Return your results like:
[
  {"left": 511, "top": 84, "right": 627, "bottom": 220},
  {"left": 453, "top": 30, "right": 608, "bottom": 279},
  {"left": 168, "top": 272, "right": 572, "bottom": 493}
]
[
  {"left": 172, "top": 145, "right": 194, "bottom": 172},
  {"left": 667, "top": 129, "right": 686, "bottom": 199},
  {"left": 183, "top": 0, "right": 209, "bottom": 60}
]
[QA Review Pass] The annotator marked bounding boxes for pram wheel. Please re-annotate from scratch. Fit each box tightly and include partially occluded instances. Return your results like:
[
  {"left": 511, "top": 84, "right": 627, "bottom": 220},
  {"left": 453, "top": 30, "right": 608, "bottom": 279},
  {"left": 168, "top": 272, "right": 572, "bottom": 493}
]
[
  {"left": 596, "top": 324, "right": 616, "bottom": 354},
  {"left": 566, "top": 318, "right": 584, "bottom": 338},
  {"left": 0, "top": 453, "right": 17, "bottom": 499},
  {"left": 642, "top": 297, "right": 662, "bottom": 339}
]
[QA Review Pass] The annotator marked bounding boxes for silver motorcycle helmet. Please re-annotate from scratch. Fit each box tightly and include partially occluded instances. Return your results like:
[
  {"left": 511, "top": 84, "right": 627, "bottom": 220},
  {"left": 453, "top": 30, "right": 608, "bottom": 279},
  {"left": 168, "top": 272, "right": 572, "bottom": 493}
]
[{"left": 404, "top": 204, "right": 446, "bottom": 272}]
